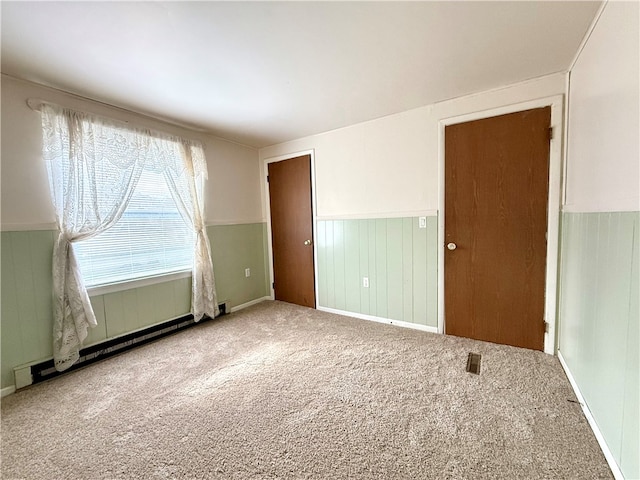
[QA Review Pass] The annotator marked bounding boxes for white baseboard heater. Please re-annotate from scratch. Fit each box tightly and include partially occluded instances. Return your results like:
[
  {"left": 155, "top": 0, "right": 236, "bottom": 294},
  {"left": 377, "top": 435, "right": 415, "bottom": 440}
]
[{"left": 16, "top": 302, "right": 228, "bottom": 390}]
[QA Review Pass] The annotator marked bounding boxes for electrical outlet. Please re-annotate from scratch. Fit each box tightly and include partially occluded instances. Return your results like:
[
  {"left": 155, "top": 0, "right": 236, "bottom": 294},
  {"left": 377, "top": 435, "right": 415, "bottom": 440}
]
[
  {"left": 363, "top": 277, "right": 369, "bottom": 288},
  {"left": 245, "top": 268, "right": 251, "bottom": 277},
  {"left": 419, "top": 216, "right": 427, "bottom": 228}
]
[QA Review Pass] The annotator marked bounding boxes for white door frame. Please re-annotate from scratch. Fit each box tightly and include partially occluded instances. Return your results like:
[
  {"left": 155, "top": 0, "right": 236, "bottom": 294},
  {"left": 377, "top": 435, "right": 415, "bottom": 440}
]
[
  {"left": 262, "top": 149, "right": 318, "bottom": 308},
  {"left": 437, "top": 95, "right": 564, "bottom": 354}
]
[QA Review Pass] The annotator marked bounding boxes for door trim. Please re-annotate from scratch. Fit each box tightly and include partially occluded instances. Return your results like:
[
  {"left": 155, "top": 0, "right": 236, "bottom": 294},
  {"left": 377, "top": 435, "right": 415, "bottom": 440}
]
[
  {"left": 263, "top": 149, "right": 318, "bottom": 308},
  {"left": 437, "top": 95, "right": 564, "bottom": 354}
]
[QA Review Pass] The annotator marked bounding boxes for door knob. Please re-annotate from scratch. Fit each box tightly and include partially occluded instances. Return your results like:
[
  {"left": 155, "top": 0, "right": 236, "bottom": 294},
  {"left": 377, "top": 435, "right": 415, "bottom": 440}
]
[
  {"left": 304, "top": 239, "right": 312, "bottom": 246},
  {"left": 447, "top": 242, "right": 457, "bottom": 251}
]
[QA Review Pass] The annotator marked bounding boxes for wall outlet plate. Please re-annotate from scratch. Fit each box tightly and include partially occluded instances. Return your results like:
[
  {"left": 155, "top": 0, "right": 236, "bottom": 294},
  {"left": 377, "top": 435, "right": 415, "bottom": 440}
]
[
  {"left": 419, "top": 216, "right": 427, "bottom": 228},
  {"left": 245, "top": 268, "right": 251, "bottom": 277},
  {"left": 363, "top": 277, "right": 369, "bottom": 288}
]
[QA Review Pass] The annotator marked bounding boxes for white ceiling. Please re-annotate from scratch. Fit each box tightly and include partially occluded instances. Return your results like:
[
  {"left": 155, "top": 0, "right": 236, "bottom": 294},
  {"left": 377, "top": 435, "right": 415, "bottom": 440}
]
[{"left": 1, "top": 1, "right": 601, "bottom": 148}]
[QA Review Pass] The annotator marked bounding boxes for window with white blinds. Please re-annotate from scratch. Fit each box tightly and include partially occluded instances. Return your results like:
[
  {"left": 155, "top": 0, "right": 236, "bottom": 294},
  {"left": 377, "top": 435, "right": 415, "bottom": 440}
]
[{"left": 74, "top": 168, "right": 195, "bottom": 287}]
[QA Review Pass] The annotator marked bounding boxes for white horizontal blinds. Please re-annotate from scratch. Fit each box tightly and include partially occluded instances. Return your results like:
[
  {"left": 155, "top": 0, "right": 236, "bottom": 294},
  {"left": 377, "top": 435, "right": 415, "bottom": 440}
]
[
  {"left": 40, "top": 101, "right": 216, "bottom": 372},
  {"left": 74, "top": 152, "right": 195, "bottom": 287}
]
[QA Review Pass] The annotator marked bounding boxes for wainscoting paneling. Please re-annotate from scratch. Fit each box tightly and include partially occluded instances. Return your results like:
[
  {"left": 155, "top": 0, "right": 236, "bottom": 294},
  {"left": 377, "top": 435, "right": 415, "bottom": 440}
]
[
  {"left": 1, "top": 223, "right": 269, "bottom": 390},
  {"left": 1, "top": 230, "right": 56, "bottom": 388},
  {"left": 207, "top": 223, "right": 270, "bottom": 309},
  {"left": 558, "top": 211, "right": 639, "bottom": 479},
  {"left": 317, "top": 216, "right": 437, "bottom": 327}
]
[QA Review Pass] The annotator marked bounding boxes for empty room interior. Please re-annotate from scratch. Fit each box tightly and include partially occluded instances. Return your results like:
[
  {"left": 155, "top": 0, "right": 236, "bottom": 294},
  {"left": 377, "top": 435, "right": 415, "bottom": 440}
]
[{"left": 1, "top": 1, "right": 638, "bottom": 479}]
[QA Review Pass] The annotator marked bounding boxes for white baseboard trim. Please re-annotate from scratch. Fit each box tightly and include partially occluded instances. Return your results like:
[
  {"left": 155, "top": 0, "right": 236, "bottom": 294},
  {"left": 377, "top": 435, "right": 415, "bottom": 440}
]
[
  {"left": 558, "top": 351, "right": 623, "bottom": 480},
  {"left": 230, "top": 296, "right": 271, "bottom": 313},
  {"left": 1, "top": 386, "right": 16, "bottom": 397},
  {"left": 317, "top": 306, "right": 438, "bottom": 334}
]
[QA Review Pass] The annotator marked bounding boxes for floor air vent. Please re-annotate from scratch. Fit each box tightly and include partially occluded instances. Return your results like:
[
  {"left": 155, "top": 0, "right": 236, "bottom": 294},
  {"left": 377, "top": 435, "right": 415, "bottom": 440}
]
[
  {"left": 21, "top": 302, "right": 228, "bottom": 389},
  {"left": 466, "top": 353, "right": 482, "bottom": 375}
]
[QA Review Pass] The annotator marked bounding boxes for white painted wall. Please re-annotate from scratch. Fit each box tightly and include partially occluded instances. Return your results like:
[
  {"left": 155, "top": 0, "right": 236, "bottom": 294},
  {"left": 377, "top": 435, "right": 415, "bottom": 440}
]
[
  {"left": 259, "top": 73, "right": 566, "bottom": 219},
  {"left": 559, "top": 3, "right": 640, "bottom": 478},
  {"left": 1, "top": 77, "right": 55, "bottom": 228},
  {"left": 0, "top": 76, "right": 262, "bottom": 229},
  {"left": 565, "top": 1, "right": 639, "bottom": 213}
]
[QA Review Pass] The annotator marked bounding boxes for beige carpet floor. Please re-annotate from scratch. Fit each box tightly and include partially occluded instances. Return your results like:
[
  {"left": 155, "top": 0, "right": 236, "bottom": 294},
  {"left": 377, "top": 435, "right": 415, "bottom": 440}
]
[{"left": 1, "top": 300, "right": 612, "bottom": 479}]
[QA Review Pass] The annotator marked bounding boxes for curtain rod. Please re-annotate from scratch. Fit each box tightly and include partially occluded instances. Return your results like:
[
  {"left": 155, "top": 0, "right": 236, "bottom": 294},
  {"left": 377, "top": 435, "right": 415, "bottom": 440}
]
[
  {"left": 25, "top": 98, "right": 209, "bottom": 150},
  {"left": 26, "top": 98, "right": 46, "bottom": 112},
  {"left": 26, "top": 95, "right": 200, "bottom": 131}
]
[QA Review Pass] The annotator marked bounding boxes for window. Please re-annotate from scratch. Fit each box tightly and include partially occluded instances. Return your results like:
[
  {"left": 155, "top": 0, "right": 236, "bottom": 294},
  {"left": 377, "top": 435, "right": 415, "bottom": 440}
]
[
  {"left": 74, "top": 167, "right": 195, "bottom": 287},
  {"left": 39, "top": 100, "right": 218, "bottom": 371}
]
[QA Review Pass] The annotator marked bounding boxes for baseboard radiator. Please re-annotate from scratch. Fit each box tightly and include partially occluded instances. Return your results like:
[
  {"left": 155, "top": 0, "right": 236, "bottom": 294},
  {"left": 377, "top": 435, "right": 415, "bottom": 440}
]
[{"left": 15, "top": 302, "right": 228, "bottom": 390}]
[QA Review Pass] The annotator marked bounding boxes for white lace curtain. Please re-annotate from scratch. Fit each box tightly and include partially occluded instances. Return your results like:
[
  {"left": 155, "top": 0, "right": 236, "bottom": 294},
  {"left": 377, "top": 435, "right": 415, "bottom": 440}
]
[{"left": 40, "top": 102, "right": 218, "bottom": 372}]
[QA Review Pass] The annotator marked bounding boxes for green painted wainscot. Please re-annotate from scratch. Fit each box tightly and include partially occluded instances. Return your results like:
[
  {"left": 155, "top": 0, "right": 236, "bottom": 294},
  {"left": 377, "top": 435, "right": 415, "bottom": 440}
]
[
  {"left": 0, "top": 223, "right": 270, "bottom": 391},
  {"left": 558, "top": 211, "right": 639, "bottom": 480},
  {"left": 316, "top": 216, "right": 438, "bottom": 328}
]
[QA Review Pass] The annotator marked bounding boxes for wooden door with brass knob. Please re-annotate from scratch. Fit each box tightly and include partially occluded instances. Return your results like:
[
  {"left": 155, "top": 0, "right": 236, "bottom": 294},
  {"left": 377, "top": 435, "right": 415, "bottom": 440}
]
[
  {"left": 268, "top": 154, "right": 316, "bottom": 308},
  {"left": 444, "top": 107, "right": 551, "bottom": 351}
]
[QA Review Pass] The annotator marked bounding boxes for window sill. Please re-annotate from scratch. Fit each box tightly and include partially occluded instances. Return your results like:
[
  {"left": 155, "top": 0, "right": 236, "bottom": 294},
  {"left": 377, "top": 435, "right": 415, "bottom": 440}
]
[{"left": 87, "top": 270, "right": 192, "bottom": 297}]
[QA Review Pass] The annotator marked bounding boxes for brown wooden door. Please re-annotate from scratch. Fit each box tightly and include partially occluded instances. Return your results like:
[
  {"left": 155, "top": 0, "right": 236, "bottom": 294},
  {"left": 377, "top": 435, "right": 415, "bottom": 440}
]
[
  {"left": 444, "top": 107, "right": 551, "bottom": 351},
  {"left": 268, "top": 155, "right": 315, "bottom": 308}
]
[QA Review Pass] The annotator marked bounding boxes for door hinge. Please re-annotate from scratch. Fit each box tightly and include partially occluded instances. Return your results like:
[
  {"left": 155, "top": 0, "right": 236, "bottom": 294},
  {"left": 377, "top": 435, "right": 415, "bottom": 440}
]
[
  {"left": 267, "top": 175, "right": 269, "bottom": 183},
  {"left": 544, "top": 321, "right": 549, "bottom": 333},
  {"left": 272, "top": 282, "right": 275, "bottom": 289},
  {"left": 548, "top": 127, "right": 554, "bottom": 141}
]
